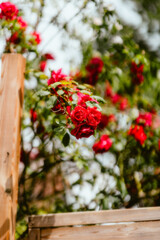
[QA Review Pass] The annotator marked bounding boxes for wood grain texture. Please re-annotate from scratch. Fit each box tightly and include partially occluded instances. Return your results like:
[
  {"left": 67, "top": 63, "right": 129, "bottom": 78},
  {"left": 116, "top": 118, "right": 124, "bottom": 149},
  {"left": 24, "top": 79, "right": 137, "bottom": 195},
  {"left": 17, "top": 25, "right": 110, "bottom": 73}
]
[
  {"left": 29, "top": 229, "right": 40, "bottom": 240},
  {"left": 28, "top": 207, "right": 160, "bottom": 228},
  {"left": 40, "top": 221, "right": 160, "bottom": 240},
  {"left": 0, "top": 54, "right": 25, "bottom": 240}
]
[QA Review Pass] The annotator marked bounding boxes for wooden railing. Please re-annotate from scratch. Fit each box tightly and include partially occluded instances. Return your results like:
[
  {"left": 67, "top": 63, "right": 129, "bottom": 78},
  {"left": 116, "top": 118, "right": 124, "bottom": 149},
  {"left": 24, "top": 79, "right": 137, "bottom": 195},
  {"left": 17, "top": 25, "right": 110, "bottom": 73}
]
[
  {"left": 28, "top": 207, "right": 160, "bottom": 240},
  {"left": 0, "top": 54, "right": 25, "bottom": 240}
]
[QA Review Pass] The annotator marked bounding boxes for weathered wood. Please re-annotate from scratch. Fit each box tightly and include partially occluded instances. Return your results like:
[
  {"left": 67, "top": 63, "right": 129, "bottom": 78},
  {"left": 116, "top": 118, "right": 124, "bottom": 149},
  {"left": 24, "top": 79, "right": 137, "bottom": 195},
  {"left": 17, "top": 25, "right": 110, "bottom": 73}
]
[
  {"left": 0, "top": 54, "right": 25, "bottom": 240},
  {"left": 29, "top": 228, "right": 40, "bottom": 240},
  {"left": 28, "top": 207, "right": 160, "bottom": 228},
  {"left": 40, "top": 221, "right": 160, "bottom": 240}
]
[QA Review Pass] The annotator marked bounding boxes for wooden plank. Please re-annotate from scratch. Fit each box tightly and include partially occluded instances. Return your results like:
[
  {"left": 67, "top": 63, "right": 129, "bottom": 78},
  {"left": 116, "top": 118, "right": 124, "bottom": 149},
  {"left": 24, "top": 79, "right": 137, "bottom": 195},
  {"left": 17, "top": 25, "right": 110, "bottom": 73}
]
[
  {"left": 40, "top": 221, "right": 160, "bottom": 240},
  {"left": 0, "top": 54, "right": 25, "bottom": 240},
  {"left": 28, "top": 207, "right": 160, "bottom": 228},
  {"left": 29, "top": 228, "right": 40, "bottom": 240}
]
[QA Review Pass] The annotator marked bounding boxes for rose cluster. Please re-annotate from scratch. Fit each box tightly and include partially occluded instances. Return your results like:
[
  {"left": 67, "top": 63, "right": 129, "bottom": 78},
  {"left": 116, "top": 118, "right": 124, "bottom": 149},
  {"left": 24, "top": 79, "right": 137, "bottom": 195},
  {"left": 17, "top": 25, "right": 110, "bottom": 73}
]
[
  {"left": 136, "top": 112, "right": 152, "bottom": 127},
  {"left": 93, "top": 134, "right": 112, "bottom": 153},
  {"left": 0, "top": 1, "right": 18, "bottom": 20},
  {"left": 0, "top": 1, "right": 42, "bottom": 51},
  {"left": 128, "top": 125, "right": 147, "bottom": 145},
  {"left": 85, "top": 57, "right": 103, "bottom": 85},
  {"left": 45, "top": 69, "right": 103, "bottom": 139},
  {"left": 130, "top": 61, "right": 144, "bottom": 85},
  {"left": 71, "top": 105, "right": 101, "bottom": 139}
]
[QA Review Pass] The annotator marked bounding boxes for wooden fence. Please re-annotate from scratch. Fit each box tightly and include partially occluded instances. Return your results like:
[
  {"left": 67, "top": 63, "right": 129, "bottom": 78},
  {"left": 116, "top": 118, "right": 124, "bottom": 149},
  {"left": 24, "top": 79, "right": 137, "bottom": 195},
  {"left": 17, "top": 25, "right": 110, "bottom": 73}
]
[
  {"left": 0, "top": 54, "right": 25, "bottom": 240},
  {"left": 28, "top": 207, "right": 160, "bottom": 240}
]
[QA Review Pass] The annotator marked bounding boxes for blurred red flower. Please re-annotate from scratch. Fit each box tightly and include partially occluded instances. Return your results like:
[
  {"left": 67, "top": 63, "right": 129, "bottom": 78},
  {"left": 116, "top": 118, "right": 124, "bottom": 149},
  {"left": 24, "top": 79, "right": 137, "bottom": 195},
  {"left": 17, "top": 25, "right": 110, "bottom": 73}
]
[{"left": 93, "top": 134, "right": 112, "bottom": 153}]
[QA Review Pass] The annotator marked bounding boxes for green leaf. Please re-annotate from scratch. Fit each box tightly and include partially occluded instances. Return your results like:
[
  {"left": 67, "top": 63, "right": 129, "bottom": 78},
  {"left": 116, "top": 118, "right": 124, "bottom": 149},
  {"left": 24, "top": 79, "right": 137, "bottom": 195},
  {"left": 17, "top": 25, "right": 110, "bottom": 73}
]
[
  {"left": 49, "top": 82, "right": 61, "bottom": 88},
  {"left": 77, "top": 84, "right": 87, "bottom": 90},
  {"left": 86, "top": 101, "right": 102, "bottom": 111},
  {"left": 57, "top": 90, "right": 64, "bottom": 95},
  {"left": 46, "top": 96, "right": 57, "bottom": 108},
  {"left": 92, "top": 95, "right": 106, "bottom": 103},
  {"left": 37, "top": 90, "right": 50, "bottom": 96},
  {"left": 62, "top": 132, "right": 70, "bottom": 147},
  {"left": 81, "top": 90, "right": 91, "bottom": 95},
  {"left": 39, "top": 74, "right": 48, "bottom": 80}
]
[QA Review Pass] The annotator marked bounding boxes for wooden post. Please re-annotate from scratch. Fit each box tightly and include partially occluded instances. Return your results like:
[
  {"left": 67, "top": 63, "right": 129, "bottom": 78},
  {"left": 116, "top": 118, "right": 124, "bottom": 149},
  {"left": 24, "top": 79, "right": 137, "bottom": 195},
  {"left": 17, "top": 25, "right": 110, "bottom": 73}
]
[{"left": 0, "top": 54, "right": 25, "bottom": 240}]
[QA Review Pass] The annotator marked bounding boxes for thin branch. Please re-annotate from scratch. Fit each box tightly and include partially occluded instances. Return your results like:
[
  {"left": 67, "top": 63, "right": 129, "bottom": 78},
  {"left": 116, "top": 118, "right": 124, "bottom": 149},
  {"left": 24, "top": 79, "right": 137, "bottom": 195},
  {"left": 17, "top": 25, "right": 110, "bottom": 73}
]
[{"left": 41, "top": 0, "right": 89, "bottom": 52}]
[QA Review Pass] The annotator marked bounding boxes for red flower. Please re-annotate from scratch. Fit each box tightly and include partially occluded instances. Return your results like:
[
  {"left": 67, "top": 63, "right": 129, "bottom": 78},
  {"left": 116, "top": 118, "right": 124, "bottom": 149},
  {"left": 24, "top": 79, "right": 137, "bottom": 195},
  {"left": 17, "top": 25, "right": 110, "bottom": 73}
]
[
  {"left": 47, "top": 69, "right": 67, "bottom": 85},
  {"left": 128, "top": 125, "right": 147, "bottom": 145},
  {"left": 44, "top": 53, "right": 55, "bottom": 60},
  {"left": 130, "top": 61, "right": 144, "bottom": 85},
  {"left": 108, "top": 114, "right": 116, "bottom": 122},
  {"left": 71, "top": 106, "right": 87, "bottom": 125},
  {"left": 32, "top": 31, "right": 41, "bottom": 44},
  {"left": 71, "top": 123, "right": 95, "bottom": 139},
  {"left": 40, "top": 61, "right": 47, "bottom": 71},
  {"left": 119, "top": 97, "right": 128, "bottom": 110},
  {"left": 111, "top": 94, "right": 121, "bottom": 104},
  {"left": 85, "top": 57, "right": 103, "bottom": 85},
  {"left": 93, "top": 134, "right": 112, "bottom": 154},
  {"left": 77, "top": 92, "right": 95, "bottom": 108},
  {"left": 105, "top": 82, "right": 113, "bottom": 97},
  {"left": 98, "top": 114, "right": 109, "bottom": 129},
  {"left": 30, "top": 109, "right": 37, "bottom": 123},
  {"left": 86, "top": 57, "right": 103, "bottom": 74},
  {"left": 86, "top": 107, "right": 101, "bottom": 128},
  {"left": 86, "top": 73, "right": 98, "bottom": 85},
  {"left": 0, "top": 2, "right": 18, "bottom": 20},
  {"left": 8, "top": 32, "right": 20, "bottom": 44},
  {"left": 17, "top": 16, "right": 27, "bottom": 29},
  {"left": 98, "top": 114, "right": 116, "bottom": 129},
  {"left": 136, "top": 112, "right": 152, "bottom": 127}
]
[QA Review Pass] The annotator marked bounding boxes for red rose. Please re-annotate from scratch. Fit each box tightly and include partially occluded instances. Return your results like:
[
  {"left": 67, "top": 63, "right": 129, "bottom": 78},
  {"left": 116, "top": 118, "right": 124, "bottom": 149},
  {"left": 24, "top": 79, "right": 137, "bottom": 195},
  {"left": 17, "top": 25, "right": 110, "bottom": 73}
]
[
  {"left": 136, "top": 112, "right": 152, "bottom": 127},
  {"left": 30, "top": 109, "right": 37, "bottom": 123},
  {"left": 71, "top": 123, "right": 95, "bottom": 139},
  {"left": 86, "top": 73, "right": 98, "bottom": 85},
  {"left": 105, "top": 82, "right": 113, "bottom": 97},
  {"left": 32, "top": 31, "right": 41, "bottom": 44},
  {"left": 119, "top": 97, "right": 128, "bottom": 110},
  {"left": 93, "top": 134, "right": 112, "bottom": 154},
  {"left": 108, "top": 114, "right": 116, "bottom": 122},
  {"left": 8, "top": 32, "right": 20, "bottom": 44},
  {"left": 71, "top": 106, "right": 87, "bottom": 125},
  {"left": 0, "top": 2, "right": 18, "bottom": 20},
  {"left": 86, "top": 57, "right": 103, "bottom": 75},
  {"left": 40, "top": 61, "right": 47, "bottom": 71},
  {"left": 111, "top": 94, "right": 121, "bottom": 104},
  {"left": 47, "top": 69, "right": 67, "bottom": 85},
  {"left": 77, "top": 92, "right": 96, "bottom": 108},
  {"left": 17, "top": 16, "right": 27, "bottom": 29},
  {"left": 86, "top": 107, "right": 101, "bottom": 127},
  {"left": 128, "top": 125, "right": 147, "bottom": 145},
  {"left": 85, "top": 57, "right": 103, "bottom": 85},
  {"left": 44, "top": 53, "right": 55, "bottom": 60},
  {"left": 98, "top": 114, "right": 109, "bottom": 129},
  {"left": 98, "top": 114, "right": 116, "bottom": 129}
]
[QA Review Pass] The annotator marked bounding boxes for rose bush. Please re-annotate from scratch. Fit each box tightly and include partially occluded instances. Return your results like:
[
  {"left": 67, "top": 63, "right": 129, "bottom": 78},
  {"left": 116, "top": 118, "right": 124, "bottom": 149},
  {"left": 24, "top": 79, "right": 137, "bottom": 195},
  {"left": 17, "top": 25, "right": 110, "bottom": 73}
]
[{"left": 1, "top": 1, "right": 160, "bottom": 239}]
